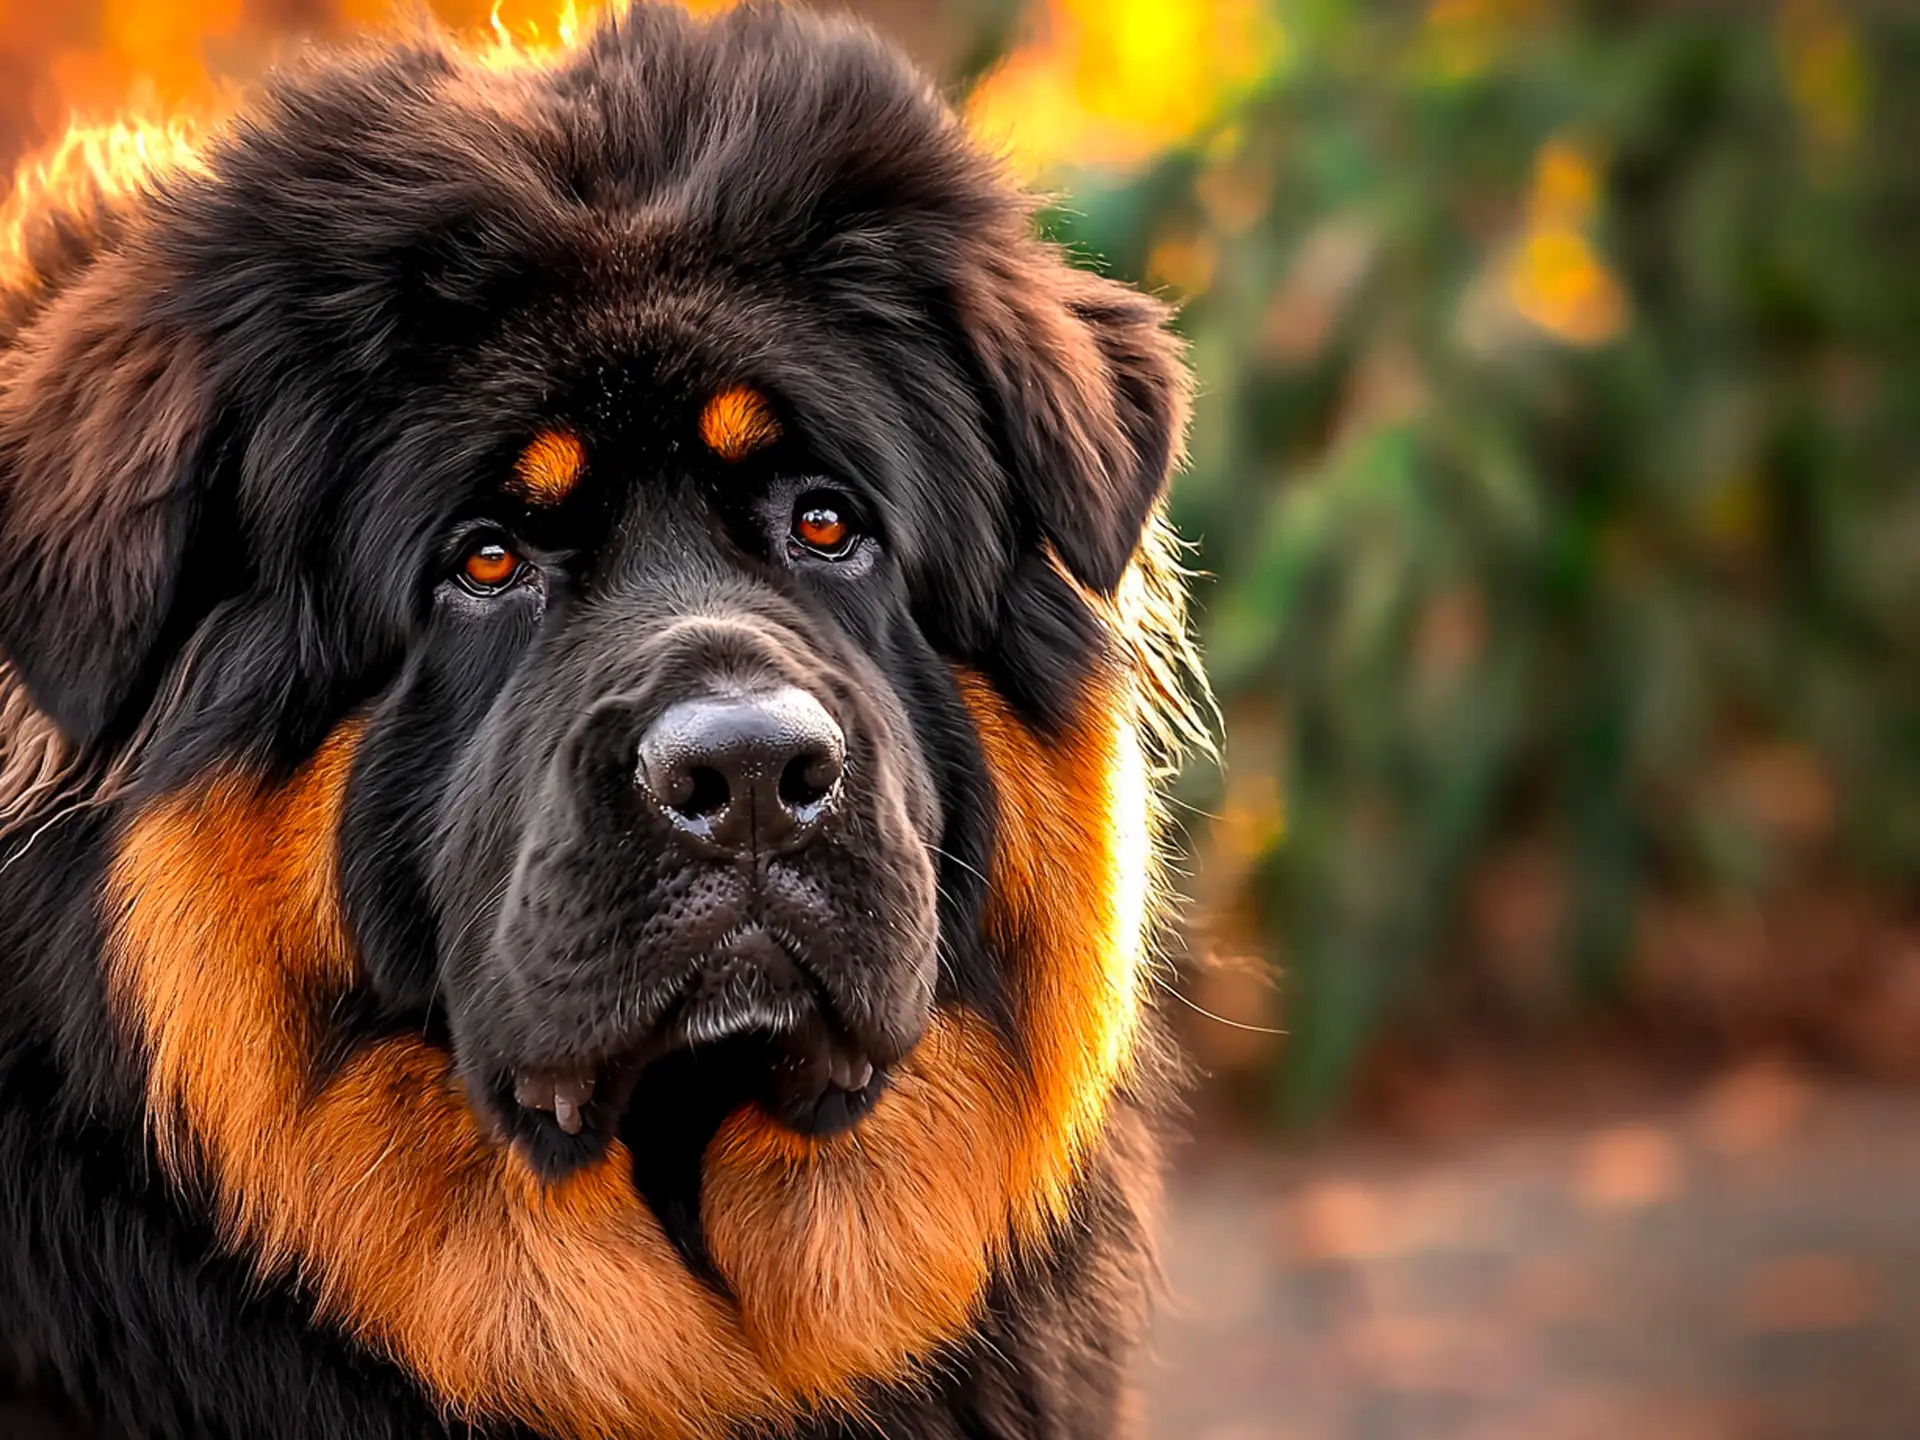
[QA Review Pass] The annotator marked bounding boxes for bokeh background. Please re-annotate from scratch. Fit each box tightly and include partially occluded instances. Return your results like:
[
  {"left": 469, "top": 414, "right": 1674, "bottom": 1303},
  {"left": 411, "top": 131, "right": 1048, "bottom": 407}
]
[{"left": 6, "top": 2, "right": 1919, "bottom": 1436}]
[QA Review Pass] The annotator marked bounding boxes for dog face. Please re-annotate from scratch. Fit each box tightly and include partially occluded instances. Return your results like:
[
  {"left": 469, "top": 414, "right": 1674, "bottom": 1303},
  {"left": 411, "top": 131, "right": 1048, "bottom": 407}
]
[
  {"left": 0, "top": 6, "right": 1194, "bottom": 1436},
  {"left": 339, "top": 314, "right": 961, "bottom": 1192}
]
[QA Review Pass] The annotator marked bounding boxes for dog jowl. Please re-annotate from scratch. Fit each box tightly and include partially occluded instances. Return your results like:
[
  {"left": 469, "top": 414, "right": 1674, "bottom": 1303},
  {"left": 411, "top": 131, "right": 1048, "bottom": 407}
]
[{"left": 0, "top": 6, "right": 1201, "bottom": 1439}]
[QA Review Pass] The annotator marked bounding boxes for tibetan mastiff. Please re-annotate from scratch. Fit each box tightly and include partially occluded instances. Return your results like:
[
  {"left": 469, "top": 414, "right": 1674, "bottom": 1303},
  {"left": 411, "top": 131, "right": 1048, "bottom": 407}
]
[{"left": 0, "top": 4, "right": 1202, "bottom": 1438}]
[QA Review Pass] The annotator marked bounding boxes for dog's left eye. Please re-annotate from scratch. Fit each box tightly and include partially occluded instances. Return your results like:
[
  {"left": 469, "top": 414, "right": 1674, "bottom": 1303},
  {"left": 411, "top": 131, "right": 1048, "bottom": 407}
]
[
  {"left": 457, "top": 537, "right": 527, "bottom": 594},
  {"left": 790, "top": 493, "right": 860, "bottom": 559}
]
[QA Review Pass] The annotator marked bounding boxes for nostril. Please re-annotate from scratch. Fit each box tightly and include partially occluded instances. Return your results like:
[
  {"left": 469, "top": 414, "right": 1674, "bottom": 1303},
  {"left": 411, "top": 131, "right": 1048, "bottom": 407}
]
[
  {"left": 778, "top": 749, "right": 842, "bottom": 811},
  {"left": 679, "top": 765, "right": 731, "bottom": 819},
  {"left": 638, "top": 745, "right": 733, "bottom": 821}
]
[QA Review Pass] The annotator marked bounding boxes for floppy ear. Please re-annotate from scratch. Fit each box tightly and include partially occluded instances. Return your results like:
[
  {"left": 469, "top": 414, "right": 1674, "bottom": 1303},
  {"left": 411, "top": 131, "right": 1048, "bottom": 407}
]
[
  {"left": 960, "top": 244, "right": 1190, "bottom": 596},
  {"left": 0, "top": 252, "right": 213, "bottom": 746}
]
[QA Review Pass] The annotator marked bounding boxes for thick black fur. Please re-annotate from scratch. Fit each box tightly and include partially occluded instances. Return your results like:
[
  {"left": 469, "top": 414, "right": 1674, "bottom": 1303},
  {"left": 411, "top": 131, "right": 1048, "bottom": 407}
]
[{"left": 0, "top": 5, "right": 1185, "bottom": 1437}]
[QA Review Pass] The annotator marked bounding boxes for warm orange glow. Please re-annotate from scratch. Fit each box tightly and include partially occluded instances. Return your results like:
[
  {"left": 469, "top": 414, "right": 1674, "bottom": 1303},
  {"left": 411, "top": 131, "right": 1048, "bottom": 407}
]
[
  {"left": 0, "top": 2, "right": 647, "bottom": 296},
  {"left": 2, "top": 0, "right": 1275, "bottom": 253},
  {"left": 469, "top": 0, "right": 601, "bottom": 72},
  {"left": 0, "top": 2, "right": 643, "bottom": 217},
  {"left": 967, "top": 0, "right": 1284, "bottom": 179}
]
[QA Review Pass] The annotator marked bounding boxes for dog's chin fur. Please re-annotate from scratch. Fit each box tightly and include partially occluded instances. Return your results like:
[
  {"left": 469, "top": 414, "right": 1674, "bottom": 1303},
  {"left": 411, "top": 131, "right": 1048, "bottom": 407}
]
[{"left": 0, "top": 6, "right": 1202, "bottom": 1439}]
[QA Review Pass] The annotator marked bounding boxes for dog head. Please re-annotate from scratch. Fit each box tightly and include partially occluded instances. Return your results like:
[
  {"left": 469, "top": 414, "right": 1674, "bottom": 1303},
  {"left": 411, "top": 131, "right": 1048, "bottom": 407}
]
[{"left": 0, "top": 7, "right": 1198, "bottom": 1435}]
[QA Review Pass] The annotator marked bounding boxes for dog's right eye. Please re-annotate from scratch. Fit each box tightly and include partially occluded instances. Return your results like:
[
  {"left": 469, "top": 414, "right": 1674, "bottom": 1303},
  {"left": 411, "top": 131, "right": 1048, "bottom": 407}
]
[{"left": 456, "top": 538, "right": 526, "bottom": 595}]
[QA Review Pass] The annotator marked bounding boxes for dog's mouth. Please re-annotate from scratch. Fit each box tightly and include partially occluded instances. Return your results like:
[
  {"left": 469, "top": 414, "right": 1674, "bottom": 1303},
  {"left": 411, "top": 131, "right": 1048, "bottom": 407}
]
[
  {"left": 505, "top": 1002, "right": 889, "bottom": 1143},
  {"left": 482, "top": 926, "right": 904, "bottom": 1284}
]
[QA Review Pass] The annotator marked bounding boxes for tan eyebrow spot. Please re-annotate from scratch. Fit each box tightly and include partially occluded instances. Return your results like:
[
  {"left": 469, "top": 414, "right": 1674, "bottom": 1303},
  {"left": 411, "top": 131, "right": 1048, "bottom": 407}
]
[
  {"left": 512, "top": 429, "right": 586, "bottom": 504},
  {"left": 698, "top": 386, "right": 781, "bottom": 462}
]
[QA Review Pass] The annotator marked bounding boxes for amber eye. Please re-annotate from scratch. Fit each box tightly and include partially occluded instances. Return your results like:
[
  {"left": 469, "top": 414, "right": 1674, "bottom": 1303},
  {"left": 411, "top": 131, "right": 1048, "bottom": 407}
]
[
  {"left": 459, "top": 539, "right": 523, "bottom": 593},
  {"left": 791, "top": 497, "right": 856, "bottom": 557}
]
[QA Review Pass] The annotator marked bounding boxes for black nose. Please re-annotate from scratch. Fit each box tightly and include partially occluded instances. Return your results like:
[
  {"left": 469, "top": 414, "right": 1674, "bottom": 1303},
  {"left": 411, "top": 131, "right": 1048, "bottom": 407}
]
[{"left": 636, "top": 687, "right": 845, "bottom": 855}]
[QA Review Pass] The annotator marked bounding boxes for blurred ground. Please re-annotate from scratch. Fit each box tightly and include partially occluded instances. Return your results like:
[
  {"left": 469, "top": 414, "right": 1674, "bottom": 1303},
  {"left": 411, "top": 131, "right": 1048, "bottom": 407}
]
[{"left": 1143, "top": 1063, "right": 1920, "bottom": 1440}]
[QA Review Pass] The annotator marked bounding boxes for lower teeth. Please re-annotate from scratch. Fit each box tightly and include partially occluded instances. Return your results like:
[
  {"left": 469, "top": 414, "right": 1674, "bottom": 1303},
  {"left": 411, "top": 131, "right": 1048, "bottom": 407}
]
[
  {"left": 828, "top": 1050, "right": 874, "bottom": 1093},
  {"left": 513, "top": 1065, "right": 596, "bottom": 1135}
]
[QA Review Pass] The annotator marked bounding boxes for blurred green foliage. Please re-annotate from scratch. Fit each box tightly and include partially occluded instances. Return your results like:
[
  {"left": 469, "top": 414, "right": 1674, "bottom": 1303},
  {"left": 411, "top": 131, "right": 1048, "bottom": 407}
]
[{"left": 1035, "top": 2, "right": 1920, "bottom": 1119}]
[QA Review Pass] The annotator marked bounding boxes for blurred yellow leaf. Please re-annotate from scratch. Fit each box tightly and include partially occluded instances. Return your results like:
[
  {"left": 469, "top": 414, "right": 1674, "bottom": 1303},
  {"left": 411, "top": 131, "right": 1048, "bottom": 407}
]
[
  {"left": 1528, "top": 136, "right": 1601, "bottom": 229},
  {"left": 1506, "top": 226, "right": 1629, "bottom": 347},
  {"left": 1779, "top": 0, "right": 1865, "bottom": 149}
]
